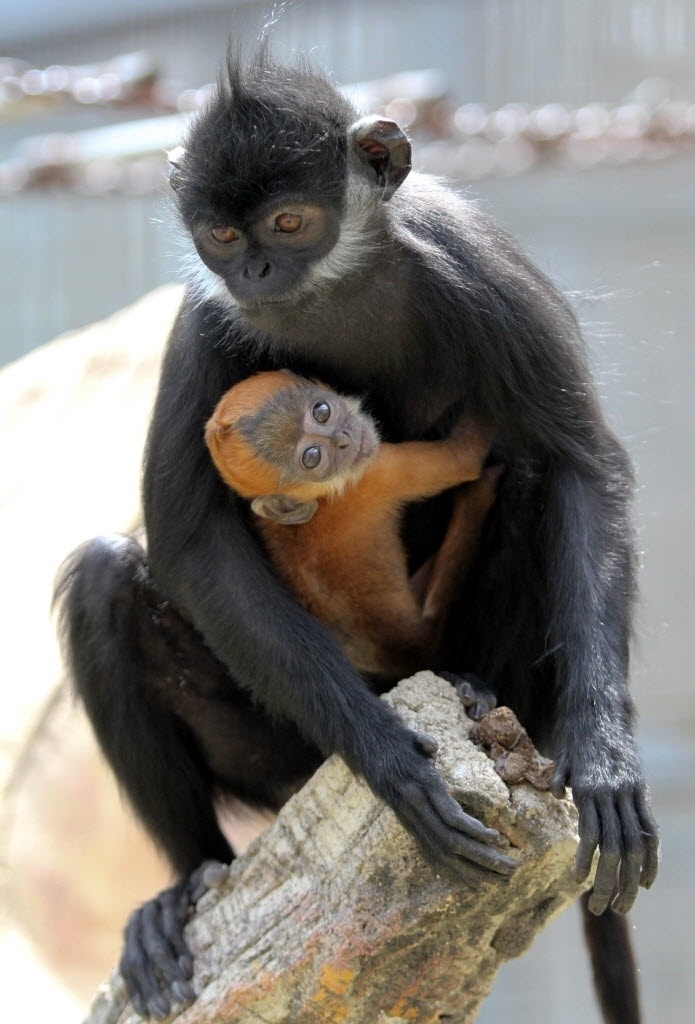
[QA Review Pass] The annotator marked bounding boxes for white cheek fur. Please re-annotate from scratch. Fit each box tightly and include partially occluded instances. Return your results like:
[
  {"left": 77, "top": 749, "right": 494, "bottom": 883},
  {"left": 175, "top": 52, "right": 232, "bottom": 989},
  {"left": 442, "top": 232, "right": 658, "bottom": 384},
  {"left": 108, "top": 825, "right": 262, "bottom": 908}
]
[
  {"left": 182, "top": 247, "right": 238, "bottom": 313},
  {"left": 306, "top": 171, "right": 383, "bottom": 287}
]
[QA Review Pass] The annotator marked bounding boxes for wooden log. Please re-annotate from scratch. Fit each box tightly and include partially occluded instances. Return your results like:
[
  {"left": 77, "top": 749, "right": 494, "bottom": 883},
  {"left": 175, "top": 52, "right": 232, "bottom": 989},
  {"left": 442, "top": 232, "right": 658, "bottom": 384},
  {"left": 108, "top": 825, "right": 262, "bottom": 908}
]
[{"left": 86, "top": 672, "right": 587, "bottom": 1024}]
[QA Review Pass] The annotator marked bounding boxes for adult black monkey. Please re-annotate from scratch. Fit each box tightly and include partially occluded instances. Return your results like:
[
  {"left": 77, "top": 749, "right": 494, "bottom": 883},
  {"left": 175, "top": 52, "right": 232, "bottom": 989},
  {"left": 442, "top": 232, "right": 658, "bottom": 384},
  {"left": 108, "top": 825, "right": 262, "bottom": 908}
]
[{"left": 56, "top": 51, "right": 657, "bottom": 1021}]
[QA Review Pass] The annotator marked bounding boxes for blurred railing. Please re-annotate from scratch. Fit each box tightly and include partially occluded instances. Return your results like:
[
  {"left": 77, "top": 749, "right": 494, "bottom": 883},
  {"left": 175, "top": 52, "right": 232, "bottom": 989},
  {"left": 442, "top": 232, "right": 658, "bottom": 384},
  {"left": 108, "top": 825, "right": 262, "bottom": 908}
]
[{"left": 2, "top": 0, "right": 695, "bottom": 363}]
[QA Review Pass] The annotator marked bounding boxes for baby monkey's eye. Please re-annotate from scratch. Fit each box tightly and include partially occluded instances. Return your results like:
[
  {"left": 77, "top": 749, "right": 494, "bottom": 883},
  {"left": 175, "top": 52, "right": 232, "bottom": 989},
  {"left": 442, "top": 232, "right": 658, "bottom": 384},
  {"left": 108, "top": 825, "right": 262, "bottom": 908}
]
[
  {"left": 210, "top": 226, "right": 239, "bottom": 243},
  {"left": 301, "top": 446, "right": 322, "bottom": 470},
  {"left": 275, "top": 213, "right": 302, "bottom": 233},
  {"left": 312, "top": 401, "right": 330, "bottom": 424}
]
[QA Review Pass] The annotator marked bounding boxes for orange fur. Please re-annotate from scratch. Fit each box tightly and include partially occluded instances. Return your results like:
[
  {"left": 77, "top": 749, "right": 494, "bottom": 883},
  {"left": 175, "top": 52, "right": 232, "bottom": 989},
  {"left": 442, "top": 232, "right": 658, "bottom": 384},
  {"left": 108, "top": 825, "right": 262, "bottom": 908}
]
[
  {"left": 206, "top": 372, "right": 499, "bottom": 678},
  {"left": 205, "top": 371, "right": 296, "bottom": 497}
]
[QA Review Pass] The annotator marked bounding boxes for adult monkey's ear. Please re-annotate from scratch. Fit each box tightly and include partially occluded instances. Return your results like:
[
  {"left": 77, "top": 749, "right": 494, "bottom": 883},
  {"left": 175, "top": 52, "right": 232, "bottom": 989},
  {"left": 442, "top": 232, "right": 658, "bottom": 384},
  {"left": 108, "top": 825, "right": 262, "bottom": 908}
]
[
  {"left": 166, "top": 146, "right": 186, "bottom": 191},
  {"left": 349, "top": 117, "right": 412, "bottom": 200},
  {"left": 251, "top": 495, "right": 319, "bottom": 525}
]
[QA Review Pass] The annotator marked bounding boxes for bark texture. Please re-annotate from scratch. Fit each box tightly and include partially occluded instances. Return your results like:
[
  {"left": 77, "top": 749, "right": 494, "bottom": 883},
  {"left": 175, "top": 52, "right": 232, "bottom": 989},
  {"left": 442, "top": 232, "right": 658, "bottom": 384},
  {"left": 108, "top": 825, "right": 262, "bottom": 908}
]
[{"left": 85, "top": 672, "right": 588, "bottom": 1024}]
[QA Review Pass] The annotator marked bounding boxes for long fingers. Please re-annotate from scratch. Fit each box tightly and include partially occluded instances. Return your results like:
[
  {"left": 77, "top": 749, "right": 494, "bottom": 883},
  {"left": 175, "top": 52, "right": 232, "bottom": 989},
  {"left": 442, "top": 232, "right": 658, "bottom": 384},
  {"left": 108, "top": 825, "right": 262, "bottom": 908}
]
[
  {"left": 586, "top": 793, "right": 621, "bottom": 915},
  {"left": 574, "top": 798, "right": 600, "bottom": 883},
  {"left": 394, "top": 774, "right": 517, "bottom": 881},
  {"left": 575, "top": 786, "right": 660, "bottom": 917},
  {"left": 120, "top": 880, "right": 198, "bottom": 1018},
  {"left": 122, "top": 905, "right": 175, "bottom": 1019},
  {"left": 636, "top": 789, "right": 660, "bottom": 890},
  {"left": 427, "top": 780, "right": 505, "bottom": 846}
]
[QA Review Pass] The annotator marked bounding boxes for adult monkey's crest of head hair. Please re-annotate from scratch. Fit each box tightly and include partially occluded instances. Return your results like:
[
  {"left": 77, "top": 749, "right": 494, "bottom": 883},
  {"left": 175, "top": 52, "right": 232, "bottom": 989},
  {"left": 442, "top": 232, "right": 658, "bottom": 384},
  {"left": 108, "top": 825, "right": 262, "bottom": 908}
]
[{"left": 173, "top": 45, "right": 358, "bottom": 228}]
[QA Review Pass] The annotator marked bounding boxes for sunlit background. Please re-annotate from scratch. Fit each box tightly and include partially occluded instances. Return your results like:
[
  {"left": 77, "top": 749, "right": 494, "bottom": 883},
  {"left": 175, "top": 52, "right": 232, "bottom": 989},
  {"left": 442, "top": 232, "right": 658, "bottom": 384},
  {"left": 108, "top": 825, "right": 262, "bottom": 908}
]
[{"left": 1, "top": 1, "right": 694, "bottom": 1021}]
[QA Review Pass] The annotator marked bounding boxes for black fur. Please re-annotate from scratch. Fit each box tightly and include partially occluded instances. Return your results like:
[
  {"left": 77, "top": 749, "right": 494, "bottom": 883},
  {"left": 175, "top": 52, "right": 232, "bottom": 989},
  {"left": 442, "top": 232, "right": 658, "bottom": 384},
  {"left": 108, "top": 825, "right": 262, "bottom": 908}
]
[
  {"left": 581, "top": 891, "right": 640, "bottom": 1023},
  {"left": 176, "top": 52, "right": 353, "bottom": 228},
  {"left": 56, "top": 51, "right": 657, "bottom": 1021}
]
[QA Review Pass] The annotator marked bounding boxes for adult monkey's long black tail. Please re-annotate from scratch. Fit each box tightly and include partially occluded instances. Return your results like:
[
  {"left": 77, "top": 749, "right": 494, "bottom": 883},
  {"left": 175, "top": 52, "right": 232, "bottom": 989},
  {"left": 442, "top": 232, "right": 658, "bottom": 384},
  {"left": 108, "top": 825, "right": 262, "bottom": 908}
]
[{"left": 582, "top": 896, "right": 641, "bottom": 1024}]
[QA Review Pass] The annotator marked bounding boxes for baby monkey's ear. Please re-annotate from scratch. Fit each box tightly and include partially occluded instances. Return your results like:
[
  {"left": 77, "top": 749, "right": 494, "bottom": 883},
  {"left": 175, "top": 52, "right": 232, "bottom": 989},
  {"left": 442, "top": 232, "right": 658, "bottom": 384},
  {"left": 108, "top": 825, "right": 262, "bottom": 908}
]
[{"left": 251, "top": 495, "right": 319, "bottom": 525}]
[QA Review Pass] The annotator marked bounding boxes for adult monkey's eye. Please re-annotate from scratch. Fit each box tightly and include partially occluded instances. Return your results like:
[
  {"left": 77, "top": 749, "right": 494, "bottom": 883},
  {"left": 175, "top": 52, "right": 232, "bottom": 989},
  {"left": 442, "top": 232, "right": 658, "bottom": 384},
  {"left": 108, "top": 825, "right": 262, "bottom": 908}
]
[
  {"left": 312, "top": 401, "right": 330, "bottom": 424},
  {"left": 301, "top": 446, "right": 322, "bottom": 469},
  {"left": 275, "top": 213, "right": 302, "bottom": 233},
  {"left": 210, "top": 226, "right": 239, "bottom": 243}
]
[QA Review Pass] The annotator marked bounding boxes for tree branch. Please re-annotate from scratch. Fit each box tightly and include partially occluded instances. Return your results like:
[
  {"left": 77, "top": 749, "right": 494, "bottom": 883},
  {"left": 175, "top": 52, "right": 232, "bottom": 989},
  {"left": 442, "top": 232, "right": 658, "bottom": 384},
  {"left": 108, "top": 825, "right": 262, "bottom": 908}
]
[{"left": 85, "top": 672, "right": 587, "bottom": 1024}]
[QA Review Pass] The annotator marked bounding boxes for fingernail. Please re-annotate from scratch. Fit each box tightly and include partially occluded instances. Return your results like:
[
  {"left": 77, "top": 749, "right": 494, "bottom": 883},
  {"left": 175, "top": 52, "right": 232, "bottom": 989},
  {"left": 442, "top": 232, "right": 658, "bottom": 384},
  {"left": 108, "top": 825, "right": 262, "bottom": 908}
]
[
  {"left": 587, "top": 895, "right": 605, "bottom": 915},
  {"left": 150, "top": 995, "right": 171, "bottom": 1018},
  {"left": 172, "top": 980, "right": 196, "bottom": 1003}
]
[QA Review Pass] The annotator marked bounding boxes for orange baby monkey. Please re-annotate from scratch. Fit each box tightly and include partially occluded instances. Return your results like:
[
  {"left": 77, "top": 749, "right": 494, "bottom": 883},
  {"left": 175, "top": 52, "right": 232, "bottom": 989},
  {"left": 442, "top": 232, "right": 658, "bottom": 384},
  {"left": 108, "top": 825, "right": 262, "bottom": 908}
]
[{"left": 205, "top": 370, "right": 500, "bottom": 681}]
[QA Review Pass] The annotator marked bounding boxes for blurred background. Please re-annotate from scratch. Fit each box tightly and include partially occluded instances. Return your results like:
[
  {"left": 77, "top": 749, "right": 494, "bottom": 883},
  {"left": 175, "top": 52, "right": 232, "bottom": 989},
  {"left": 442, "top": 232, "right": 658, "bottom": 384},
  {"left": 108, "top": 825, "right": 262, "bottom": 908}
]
[{"left": 1, "top": 1, "right": 693, "bottom": 1021}]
